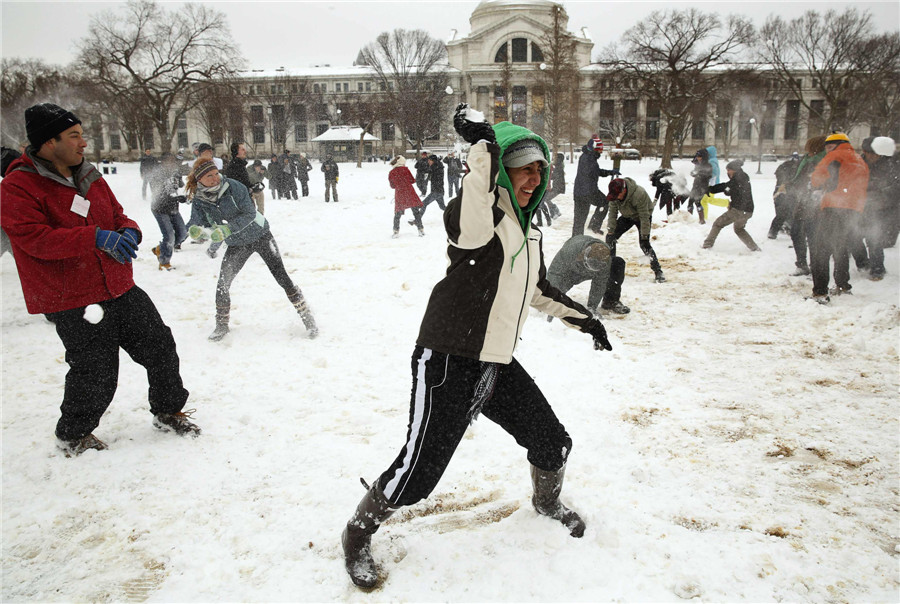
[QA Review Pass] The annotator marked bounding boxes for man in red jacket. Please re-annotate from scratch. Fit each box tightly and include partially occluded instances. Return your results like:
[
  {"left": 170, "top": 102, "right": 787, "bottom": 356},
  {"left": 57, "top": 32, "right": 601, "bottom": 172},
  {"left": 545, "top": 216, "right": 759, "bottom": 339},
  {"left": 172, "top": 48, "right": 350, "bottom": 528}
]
[
  {"left": 0, "top": 103, "right": 200, "bottom": 456},
  {"left": 808, "top": 132, "right": 870, "bottom": 304}
]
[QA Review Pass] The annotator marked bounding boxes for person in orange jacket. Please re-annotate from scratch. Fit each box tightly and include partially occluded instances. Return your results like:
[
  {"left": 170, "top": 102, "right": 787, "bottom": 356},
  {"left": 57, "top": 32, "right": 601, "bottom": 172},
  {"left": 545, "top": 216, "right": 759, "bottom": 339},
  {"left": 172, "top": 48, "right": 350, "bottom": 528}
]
[{"left": 807, "top": 132, "right": 869, "bottom": 303}]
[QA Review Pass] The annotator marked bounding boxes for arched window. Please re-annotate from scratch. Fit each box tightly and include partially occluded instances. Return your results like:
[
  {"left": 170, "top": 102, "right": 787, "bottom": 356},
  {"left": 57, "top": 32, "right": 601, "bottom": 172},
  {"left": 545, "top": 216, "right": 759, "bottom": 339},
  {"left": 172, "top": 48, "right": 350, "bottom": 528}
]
[
  {"left": 494, "top": 43, "right": 508, "bottom": 63},
  {"left": 494, "top": 38, "right": 544, "bottom": 63}
]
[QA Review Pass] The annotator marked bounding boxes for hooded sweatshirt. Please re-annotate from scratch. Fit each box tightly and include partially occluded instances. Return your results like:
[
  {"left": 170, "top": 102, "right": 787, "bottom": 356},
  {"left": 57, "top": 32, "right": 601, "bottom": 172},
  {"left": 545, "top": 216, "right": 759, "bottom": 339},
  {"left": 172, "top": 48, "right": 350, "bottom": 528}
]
[{"left": 415, "top": 122, "right": 593, "bottom": 364}]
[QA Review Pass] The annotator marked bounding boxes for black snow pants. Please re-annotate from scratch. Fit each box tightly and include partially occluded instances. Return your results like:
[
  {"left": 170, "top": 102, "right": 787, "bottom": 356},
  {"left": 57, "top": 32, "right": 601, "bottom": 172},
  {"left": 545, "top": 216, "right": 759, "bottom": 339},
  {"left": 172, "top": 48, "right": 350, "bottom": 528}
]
[
  {"left": 376, "top": 346, "right": 572, "bottom": 507},
  {"left": 48, "top": 286, "right": 189, "bottom": 441}
]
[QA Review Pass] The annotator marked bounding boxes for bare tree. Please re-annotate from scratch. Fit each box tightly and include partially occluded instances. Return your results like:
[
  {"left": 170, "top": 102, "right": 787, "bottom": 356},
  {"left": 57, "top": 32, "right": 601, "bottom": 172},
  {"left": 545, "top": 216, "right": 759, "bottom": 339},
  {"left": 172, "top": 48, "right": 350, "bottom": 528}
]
[
  {"left": 358, "top": 29, "right": 449, "bottom": 152},
  {"left": 1, "top": 58, "right": 70, "bottom": 147},
  {"left": 757, "top": 8, "right": 900, "bottom": 134},
  {"left": 194, "top": 78, "right": 247, "bottom": 152},
  {"left": 78, "top": 0, "right": 243, "bottom": 152},
  {"left": 600, "top": 8, "right": 755, "bottom": 168},
  {"left": 257, "top": 74, "right": 321, "bottom": 155},
  {"left": 533, "top": 5, "right": 580, "bottom": 153},
  {"left": 340, "top": 91, "right": 390, "bottom": 167}
]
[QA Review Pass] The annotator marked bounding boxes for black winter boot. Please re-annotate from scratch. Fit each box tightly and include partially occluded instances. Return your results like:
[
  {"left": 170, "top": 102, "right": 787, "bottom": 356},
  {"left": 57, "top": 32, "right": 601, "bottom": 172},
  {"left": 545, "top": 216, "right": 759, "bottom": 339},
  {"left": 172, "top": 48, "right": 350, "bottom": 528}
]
[
  {"left": 342, "top": 483, "right": 397, "bottom": 589},
  {"left": 208, "top": 306, "right": 230, "bottom": 341},
  {"left": 531, "top": 464, "right": 585, "bottom": 538}
]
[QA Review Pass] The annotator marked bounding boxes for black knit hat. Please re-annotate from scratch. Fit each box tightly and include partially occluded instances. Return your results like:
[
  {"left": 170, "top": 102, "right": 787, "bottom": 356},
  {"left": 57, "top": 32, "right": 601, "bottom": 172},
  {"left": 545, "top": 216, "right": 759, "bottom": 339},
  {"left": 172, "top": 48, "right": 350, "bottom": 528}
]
[{"left": 25, "top": 103, "right": 81, "bottom": 149}]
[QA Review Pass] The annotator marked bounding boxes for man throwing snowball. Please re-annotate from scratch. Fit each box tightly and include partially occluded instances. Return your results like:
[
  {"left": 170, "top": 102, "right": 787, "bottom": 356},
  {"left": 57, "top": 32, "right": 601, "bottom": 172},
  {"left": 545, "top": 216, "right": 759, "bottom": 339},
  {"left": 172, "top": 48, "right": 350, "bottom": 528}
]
[{"left": 0, "top": 103, "right": 199, "bottom": 457}]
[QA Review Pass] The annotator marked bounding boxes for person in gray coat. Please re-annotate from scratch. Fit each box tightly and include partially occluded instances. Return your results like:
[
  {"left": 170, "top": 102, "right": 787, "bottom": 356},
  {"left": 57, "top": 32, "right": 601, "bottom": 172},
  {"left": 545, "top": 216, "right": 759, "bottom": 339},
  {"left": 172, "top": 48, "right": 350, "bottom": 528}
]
[
  {"left": 546, "top": 235, "right": 630, "bottom": 315},
  {"left": 185, "top": 158, "right": 318, "bottom": 341},
  {"left": 605, "top": 177, "right": 665, "bottom": 282}
]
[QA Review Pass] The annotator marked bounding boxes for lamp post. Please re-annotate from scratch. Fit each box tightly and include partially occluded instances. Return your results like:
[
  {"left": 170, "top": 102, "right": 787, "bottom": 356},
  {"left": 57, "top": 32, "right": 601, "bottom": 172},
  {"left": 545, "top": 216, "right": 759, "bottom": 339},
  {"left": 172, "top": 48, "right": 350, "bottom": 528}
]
[{"left": 749, "top": 117, "right": 763, "bottom": 174}]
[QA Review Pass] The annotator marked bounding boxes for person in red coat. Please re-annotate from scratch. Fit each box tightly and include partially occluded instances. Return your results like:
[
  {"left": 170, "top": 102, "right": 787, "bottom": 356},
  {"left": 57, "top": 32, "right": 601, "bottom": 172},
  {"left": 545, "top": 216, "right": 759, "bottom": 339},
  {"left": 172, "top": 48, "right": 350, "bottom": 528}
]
[
  {"left": 0, "top": 103, "right": 199, "bottom": 456},
  {"left": 388, "top": 155, "right": 425, "bottom": 238}
]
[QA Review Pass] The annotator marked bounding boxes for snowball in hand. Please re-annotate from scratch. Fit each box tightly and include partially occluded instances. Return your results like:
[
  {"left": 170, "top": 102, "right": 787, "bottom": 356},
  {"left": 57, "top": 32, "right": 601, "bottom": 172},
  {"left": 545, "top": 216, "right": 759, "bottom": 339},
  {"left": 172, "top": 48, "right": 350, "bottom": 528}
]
[
  {"left": 83, "top": 304, "right": 104, "bottom": 324},
  {"left": 464, "top": 107, "right": 486, "bottom": 123}
]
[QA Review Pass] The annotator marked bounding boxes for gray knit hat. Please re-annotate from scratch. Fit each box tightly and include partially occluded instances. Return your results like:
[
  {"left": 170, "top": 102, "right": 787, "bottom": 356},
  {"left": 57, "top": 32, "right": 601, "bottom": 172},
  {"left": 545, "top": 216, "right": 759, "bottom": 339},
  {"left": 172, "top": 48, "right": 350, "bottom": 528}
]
[{"left": 502, "top": 139, "right": 548, "bottom": 169}]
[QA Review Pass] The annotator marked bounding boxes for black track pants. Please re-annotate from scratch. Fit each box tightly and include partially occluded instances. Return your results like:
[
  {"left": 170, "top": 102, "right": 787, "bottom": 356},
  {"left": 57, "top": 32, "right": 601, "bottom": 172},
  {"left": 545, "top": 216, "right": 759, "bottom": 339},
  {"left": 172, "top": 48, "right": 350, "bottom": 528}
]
[{"left": 377, "top": 346, "right": 572, "bottom": 507}]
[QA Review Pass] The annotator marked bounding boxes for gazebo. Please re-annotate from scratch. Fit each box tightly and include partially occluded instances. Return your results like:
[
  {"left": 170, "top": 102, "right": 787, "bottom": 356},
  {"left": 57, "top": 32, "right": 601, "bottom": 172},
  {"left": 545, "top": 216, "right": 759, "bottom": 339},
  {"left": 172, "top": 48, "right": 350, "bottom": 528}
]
[{"left": 311, "top": 126, "right": 380, "bottom": 162}]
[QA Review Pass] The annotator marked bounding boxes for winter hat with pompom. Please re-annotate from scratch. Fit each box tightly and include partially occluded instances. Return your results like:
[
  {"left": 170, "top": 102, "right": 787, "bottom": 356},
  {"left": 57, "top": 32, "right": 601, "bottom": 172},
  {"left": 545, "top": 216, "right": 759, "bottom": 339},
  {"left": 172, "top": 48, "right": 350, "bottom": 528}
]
[{"left": 588, "top": 135, "right": 603, "bottom": 153}]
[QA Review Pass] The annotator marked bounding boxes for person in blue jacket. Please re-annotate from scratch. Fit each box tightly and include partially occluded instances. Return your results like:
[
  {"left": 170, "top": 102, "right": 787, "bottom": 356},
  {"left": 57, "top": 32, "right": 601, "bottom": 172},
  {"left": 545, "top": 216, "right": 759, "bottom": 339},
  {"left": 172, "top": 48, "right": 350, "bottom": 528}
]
[{"left": 185, "top": 158, "right": 318, "bottom": 341}]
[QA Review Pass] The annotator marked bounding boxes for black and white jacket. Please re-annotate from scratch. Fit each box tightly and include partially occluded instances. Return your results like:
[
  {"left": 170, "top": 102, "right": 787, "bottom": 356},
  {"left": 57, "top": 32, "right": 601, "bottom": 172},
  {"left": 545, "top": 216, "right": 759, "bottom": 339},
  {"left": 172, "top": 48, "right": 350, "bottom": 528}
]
[{"left": 416, "top": 141, "right": 594, "bottom": 364}]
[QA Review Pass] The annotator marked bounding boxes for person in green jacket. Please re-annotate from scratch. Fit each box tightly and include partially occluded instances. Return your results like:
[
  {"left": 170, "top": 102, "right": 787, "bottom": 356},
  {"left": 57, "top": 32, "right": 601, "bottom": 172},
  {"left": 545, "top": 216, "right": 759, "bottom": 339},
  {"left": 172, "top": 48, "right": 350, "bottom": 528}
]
[{"left": 605, "top": 177, "right": 666, "bottom": 283}]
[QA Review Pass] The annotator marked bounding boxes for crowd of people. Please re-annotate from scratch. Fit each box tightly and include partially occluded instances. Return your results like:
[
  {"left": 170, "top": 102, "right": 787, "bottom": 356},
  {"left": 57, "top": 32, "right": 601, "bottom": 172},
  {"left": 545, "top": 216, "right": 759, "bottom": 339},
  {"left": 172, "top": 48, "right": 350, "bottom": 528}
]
[{"left": 0, "top": 100, "right": 898, "bottom": 591}]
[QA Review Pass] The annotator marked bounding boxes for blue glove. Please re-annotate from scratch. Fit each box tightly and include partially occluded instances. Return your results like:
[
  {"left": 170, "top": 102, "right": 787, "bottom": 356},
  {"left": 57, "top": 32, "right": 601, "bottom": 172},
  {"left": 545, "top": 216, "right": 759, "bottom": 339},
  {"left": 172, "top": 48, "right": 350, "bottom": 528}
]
[
  {"left": 611, "top": 169, "right": 622, "bottom": 176},
  {"left": 96, "top": 229, "right": 138, "bottom": 263},
  {"left": 120, "top": 228, "right": 139, "bottom": 250}
]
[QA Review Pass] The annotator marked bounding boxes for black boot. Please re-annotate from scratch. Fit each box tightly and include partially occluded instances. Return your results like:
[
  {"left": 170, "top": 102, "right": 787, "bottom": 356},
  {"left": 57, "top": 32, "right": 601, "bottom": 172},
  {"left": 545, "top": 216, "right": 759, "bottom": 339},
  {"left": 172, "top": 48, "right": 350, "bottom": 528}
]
[
  {"left": 342, "top": 483, "right": 396, "bottom": 589},
  {"left": 531, "top": 464, "right": 585, "bottom": 538}
]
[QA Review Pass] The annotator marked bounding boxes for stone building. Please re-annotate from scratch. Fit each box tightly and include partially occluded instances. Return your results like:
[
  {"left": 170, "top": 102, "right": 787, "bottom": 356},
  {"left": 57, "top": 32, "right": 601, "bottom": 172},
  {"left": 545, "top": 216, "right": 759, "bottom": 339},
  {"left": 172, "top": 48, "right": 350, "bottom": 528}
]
[{"left": 100, "top": 0, "right": 894, "bottom": 161}]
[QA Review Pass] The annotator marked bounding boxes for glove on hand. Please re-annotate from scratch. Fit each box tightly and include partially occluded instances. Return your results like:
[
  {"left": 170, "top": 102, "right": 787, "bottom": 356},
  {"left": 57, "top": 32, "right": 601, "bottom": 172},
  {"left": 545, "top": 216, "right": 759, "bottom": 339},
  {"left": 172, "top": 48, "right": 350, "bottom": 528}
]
[
  {"left": 96, "top": 229, "right": 138, "bottom": 263},
  {"left": 171, "top": 194, "right": 188, "bottom": 204},
  {"left": 611, "top": 169, "right": 622, "bottom": 176},
  {"left": 605, "top": 233, "right": 616, "bottom": 247},
  {"left": 252, "top": 183, "right": 265, "bottom": 193},
  {"left": 120, "top": 228, "right": 139, "bottom": 249},
  {"left": 583, "top": 318, "right": 612, "bottom": 351},
  {"left": 639, "top": 237, "right": 652, "bottom": 255},
  {"left": 453, "top": 103, "right": 496, "bottom": 145},
  {"left": 188, "top": 225, "right": 210, "bottom": 241},
  {"left": 209, "top": 224, "right": 232, "bottom": 243}
]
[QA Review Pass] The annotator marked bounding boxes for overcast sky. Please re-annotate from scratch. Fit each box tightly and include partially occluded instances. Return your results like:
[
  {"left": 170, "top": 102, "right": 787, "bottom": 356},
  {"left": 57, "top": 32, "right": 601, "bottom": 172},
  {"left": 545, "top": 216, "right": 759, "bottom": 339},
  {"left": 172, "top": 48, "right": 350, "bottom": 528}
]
[{"left": 2, "top": 0, "right": 898, "bottom": 69}]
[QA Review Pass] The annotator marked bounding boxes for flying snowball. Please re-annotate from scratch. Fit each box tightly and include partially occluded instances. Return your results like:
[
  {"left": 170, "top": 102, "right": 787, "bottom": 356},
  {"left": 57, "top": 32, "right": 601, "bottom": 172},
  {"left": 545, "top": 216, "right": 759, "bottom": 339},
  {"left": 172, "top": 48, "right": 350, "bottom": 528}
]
[
  {"left": 539, "top": 63, "right": 547, "bottom": 70},
  {"left": 445, "top": 86, "right": 454, "bottom": 95},
  {"left": 83, "top": 304, "right": 104, "bottom": 324}
]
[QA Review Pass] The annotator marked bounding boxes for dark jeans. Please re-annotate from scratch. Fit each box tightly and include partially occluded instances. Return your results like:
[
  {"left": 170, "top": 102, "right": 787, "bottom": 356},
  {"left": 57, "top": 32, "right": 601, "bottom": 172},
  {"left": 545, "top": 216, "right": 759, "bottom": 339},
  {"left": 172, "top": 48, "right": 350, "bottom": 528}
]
[
  {"left": 394, "top": 207, "right": 424, "bottom": 231},
  {"left": 810, "top": 208, "right": 859, "bottom": 296},
  {"left": 377, "top": 347, "right": 571, "bottom": 507},
  {"left": 608, "top": 216, "right": 662, "bottom": 275},
  {"left": 573, "top": 196, "right": 606, "bottom": 236},
  {"left": 597, "top": 256, "right": 625, "bottom": 309},
  {"left": 216, "top": 231, "right": 296, "bottom": 308},
  {"left": 447, "top": 175, "right": 460, "bottom": 198},
  {"left": 152, "top": 210, "right": 188, "bottom": 264},
  {"left": 299, "top": 179, "right": 309, "bottom": 197},
  {"left": 48, "top": 286, "right": 189, "bottom": 441},
  {"left": 421, "top": 190, "right": 445, "bottom": 214}
]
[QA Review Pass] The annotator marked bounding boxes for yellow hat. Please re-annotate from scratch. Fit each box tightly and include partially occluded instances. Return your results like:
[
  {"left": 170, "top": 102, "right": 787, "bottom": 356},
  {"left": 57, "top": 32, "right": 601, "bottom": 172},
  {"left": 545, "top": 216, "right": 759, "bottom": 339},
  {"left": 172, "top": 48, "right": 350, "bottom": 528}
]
[{"left": 824, "top": 132, "right": 850, "bottom": 145}]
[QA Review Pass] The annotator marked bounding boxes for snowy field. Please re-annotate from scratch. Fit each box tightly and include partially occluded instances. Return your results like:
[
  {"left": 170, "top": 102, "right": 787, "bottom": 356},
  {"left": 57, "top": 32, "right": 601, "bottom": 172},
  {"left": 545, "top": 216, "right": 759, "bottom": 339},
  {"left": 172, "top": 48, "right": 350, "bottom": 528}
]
[{"left": 2, "top": 154, "right": 898, "bottom": 602}]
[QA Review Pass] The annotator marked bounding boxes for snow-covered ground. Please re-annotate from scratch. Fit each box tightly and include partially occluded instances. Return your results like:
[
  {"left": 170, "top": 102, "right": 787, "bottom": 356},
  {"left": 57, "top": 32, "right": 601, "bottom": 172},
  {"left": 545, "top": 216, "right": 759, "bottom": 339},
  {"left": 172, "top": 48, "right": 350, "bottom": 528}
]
[{"left": 2, "top": 155, "right": 898, "bottom": 602}]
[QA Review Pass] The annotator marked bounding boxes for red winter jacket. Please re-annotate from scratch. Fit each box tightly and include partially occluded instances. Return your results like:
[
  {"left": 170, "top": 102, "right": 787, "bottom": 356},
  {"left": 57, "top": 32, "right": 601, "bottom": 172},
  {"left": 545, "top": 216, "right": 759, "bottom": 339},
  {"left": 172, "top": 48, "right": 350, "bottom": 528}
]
[
  {"left": 810, "top": 144, "right": 869, "bottom": 213},
  {"left": 389, "top": 166, "right": 423, "bottom": 213},
  {"left": 0, "top": 151, "right": 141, "bottom": 314}
]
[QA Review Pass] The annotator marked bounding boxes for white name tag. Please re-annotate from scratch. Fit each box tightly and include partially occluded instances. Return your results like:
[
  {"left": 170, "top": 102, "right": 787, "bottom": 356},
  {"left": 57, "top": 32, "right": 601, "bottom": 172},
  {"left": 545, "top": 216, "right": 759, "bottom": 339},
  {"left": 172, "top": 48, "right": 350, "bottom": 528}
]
[{"left": 70, "top": 195, "right": 90, "bottom": 217}]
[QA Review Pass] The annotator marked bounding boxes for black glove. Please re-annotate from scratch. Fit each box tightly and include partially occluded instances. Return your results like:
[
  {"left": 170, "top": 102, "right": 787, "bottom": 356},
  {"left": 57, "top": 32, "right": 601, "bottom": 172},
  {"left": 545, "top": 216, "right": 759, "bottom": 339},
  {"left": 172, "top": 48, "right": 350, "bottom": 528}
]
[
  {"left": 171, "top": 195, "right": 187, "bottom": 204},
  {"left": 583, "top": 318, "right": 612, "bottom": 351},
  {"left": 639, "top": 237, "right": 652, "bottom": 255},
  {"left": 252, "top": 183, "right": 265, "bottom": 193},
  {"left": 453, "top": 103, "right": 496, "bottom": 145},
  {"left": 611, "top": 169, "right": 622, "bottom": 176},
  {"left": 605, "top": 233, "right": 616, "bottom": 247}
]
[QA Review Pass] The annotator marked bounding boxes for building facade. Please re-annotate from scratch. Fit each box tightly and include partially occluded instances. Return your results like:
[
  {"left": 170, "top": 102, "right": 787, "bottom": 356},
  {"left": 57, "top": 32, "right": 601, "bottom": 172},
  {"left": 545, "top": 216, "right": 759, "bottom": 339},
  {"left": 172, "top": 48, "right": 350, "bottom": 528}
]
[{"left": 98, "top": 0, "right": 893, "bottom": 161}]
